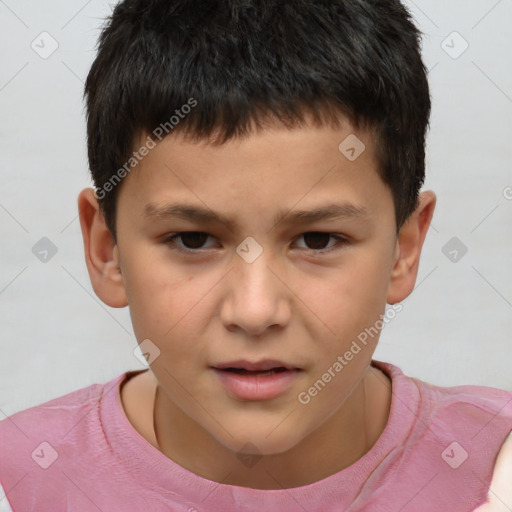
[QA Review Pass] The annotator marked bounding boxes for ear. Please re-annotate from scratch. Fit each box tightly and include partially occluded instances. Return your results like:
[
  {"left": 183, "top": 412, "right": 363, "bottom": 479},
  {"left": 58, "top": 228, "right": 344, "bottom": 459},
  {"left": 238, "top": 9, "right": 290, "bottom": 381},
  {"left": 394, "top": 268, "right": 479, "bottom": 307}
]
[
  {"left": 386, "top": 190, "right": 436, "bottom": 304},
  {"left": 77, "top": 188, "right": 128, "bottom": 308}
]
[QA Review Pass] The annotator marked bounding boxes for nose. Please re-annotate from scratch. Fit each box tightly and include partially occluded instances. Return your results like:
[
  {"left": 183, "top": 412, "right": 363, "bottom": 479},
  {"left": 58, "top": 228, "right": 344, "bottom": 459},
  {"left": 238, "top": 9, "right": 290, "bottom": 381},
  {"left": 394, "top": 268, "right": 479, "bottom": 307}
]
[{"left": 220, "top": 246, "right": 291, "bottom": 337}]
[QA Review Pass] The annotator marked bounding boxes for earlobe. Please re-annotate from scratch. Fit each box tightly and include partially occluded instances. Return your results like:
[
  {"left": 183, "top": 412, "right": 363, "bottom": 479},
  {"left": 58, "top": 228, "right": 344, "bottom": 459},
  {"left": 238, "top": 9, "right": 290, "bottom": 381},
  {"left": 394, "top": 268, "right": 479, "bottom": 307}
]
[
  {"left": 386, "top": 190, "right": 436, "bottom": 304},
  {"left": 77, "top": 188, "right": 128, "bottom": 308}
]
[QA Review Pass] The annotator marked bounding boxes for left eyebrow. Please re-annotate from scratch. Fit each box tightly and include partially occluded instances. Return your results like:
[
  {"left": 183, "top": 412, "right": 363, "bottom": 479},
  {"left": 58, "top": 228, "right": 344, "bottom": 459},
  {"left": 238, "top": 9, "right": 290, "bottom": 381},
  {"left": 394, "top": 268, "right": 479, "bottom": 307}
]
[
  {"left": 277, "top": 203, "right": 370, "bottom": 227},
  {"left": 142, "top": 201, "right": 370, "bottom": 231}
]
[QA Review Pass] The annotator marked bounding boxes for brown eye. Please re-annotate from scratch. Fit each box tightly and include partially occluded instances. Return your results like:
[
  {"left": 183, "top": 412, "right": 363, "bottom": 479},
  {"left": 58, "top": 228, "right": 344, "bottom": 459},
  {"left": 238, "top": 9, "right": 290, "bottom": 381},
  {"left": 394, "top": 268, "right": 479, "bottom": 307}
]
[
  {"left": 302, "top": 232, "right": 331, "bottom": 250},
  {"left": 164, "top": 232, "right": 216, "bottom": 252},
  {"left": 294, "top": 232, "right": 348, "bottom": 253},
  {"left": 177, "top": 232, "right": 209, "bottom": 249}
]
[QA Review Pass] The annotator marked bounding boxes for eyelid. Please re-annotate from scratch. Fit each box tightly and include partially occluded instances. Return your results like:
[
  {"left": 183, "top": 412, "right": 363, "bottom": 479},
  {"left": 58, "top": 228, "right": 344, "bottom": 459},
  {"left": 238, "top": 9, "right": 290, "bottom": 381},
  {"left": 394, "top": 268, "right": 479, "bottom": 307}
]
[
  {"left": 163, "top": 231, "right": 351, "bottom": 255},
  {"left": 163, "top": 232, "right": 219, "bottom": 253}
]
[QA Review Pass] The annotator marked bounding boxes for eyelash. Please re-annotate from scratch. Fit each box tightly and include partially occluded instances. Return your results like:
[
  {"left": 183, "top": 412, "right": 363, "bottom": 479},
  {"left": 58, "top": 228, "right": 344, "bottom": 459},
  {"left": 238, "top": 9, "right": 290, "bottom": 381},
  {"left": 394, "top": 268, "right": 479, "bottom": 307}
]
[{"left": 162, "top": 231, "right": 350, "bottom": 255}]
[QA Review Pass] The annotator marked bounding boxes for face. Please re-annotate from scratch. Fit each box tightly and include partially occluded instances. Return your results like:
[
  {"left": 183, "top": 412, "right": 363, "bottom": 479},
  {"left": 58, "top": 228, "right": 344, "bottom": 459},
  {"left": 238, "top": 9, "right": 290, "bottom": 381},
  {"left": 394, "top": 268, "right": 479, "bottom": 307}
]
[{"left": 113, "top": 117, "right": 400, "bottom": 456}]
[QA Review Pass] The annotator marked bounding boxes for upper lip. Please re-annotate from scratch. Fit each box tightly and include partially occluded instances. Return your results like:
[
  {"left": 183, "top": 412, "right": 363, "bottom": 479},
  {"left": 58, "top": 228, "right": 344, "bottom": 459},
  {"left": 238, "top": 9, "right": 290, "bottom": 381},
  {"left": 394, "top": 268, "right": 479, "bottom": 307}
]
[{"left": 212, "top": 359, "right": 300, "bottom": 371}]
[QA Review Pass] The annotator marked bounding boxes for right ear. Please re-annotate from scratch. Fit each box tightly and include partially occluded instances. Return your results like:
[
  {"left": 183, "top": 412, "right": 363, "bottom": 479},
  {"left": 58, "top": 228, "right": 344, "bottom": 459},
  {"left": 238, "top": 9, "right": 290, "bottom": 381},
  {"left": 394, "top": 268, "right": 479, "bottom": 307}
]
[{"left": 77, "top": 188, "right": 128, "bottom": 308}]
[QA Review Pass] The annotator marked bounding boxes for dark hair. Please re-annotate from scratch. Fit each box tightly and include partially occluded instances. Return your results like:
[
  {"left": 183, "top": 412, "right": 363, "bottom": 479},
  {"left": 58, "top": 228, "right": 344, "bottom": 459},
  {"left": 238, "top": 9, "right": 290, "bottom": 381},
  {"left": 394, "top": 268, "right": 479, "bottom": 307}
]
[{"left": 84, "top": 0, "right": 431, "bottom": 241}]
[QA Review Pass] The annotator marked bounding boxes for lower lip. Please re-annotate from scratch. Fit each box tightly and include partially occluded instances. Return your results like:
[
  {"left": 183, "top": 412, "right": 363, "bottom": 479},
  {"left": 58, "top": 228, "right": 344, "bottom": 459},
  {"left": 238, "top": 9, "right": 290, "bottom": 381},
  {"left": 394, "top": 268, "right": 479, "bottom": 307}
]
[{"left": 212, "top": 368, "right": 301, "bottom": 400}]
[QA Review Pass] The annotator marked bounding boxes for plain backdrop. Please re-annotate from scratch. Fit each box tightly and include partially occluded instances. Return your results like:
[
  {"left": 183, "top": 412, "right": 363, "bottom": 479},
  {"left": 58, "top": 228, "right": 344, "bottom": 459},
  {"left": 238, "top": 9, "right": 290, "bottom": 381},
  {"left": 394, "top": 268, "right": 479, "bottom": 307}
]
[{"left": 0, "top": 0, "right": 511, "bottom": 416}]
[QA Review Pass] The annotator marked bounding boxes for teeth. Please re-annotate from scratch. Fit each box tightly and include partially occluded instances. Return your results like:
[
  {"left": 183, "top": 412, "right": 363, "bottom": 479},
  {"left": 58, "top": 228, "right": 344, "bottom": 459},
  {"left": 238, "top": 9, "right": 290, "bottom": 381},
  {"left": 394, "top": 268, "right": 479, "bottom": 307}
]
[
  {"left": 251, "top": 369, "right": 276, "bottom": 376},
  {"left": 227, "top": 368, "right": 285, "bottom": 375}
]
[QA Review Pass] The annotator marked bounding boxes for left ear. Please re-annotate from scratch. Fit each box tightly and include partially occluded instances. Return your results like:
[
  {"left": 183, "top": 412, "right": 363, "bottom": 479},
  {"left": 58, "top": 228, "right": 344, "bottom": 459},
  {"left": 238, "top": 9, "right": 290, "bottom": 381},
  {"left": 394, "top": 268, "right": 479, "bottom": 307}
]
[{"left": 386, "top": 190, "right": 436, "bottom": 304}]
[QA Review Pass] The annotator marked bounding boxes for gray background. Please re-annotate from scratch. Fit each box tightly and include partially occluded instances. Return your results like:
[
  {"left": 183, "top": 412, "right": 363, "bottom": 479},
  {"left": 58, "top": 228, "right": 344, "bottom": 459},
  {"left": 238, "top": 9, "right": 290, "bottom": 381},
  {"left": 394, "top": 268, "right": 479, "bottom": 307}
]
[{"left": 1, "top": 0, "right": 511, "bottom": 416}]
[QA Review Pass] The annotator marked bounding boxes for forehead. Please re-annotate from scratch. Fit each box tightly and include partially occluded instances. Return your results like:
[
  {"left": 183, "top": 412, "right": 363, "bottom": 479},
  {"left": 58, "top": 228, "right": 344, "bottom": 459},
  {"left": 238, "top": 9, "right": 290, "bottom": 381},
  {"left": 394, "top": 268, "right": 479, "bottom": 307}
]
[{"left": 116, "top": 117, "right": 390, "bottom": 229}]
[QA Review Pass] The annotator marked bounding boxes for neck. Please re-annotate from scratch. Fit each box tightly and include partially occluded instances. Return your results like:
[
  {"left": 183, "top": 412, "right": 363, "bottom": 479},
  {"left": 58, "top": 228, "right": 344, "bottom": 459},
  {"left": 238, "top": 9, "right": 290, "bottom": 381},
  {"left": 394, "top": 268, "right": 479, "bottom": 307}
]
[{"left": 153, "top": 365, "right": 391, "bottom": 489}]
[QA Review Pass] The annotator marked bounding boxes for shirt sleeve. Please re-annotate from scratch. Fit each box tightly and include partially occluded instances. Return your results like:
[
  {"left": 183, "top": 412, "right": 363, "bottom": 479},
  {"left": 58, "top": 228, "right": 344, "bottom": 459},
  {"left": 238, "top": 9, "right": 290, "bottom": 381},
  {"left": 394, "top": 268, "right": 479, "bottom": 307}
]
[{"left": 473, "top": 429, "right": 512, "bottom": 511}]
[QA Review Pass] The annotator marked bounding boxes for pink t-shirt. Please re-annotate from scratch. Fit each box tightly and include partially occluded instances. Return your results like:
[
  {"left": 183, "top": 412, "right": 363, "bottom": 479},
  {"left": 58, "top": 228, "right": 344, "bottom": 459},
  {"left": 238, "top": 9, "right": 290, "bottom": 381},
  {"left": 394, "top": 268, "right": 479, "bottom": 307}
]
[{"left": 1, "top": 359, "right": 512, "bottom": 511}]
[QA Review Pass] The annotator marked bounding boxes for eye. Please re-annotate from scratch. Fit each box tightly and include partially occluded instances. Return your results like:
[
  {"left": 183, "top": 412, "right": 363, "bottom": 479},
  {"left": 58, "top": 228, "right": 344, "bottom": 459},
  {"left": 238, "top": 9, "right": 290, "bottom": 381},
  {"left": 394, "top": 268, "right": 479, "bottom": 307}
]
[
  {"left": 164, "top": 232, "right": 217, "bottom": 252},
  {"left": 293, "top": 232, "right": 348, "bottom": 253},
  {"left": 163, "top": 231, "right": 348, "bottom": 254}
]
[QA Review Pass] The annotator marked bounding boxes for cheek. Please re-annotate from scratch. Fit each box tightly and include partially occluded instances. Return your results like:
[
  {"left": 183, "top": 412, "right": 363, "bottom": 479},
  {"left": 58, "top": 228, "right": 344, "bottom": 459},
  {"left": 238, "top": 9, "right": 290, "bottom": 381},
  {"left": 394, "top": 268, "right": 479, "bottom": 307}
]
[
  {"left": 122, "top": 250, "right": 201, "bottom": 342},
  {"left": 312, "top": 251, "right": 392, "bottom": 352}
]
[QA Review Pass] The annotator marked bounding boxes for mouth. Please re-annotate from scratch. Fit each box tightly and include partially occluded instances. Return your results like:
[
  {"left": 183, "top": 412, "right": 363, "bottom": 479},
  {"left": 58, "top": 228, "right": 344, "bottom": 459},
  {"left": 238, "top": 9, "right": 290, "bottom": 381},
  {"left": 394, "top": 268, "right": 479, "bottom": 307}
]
[
  {"left": 211, "top": 361, "right": 302, "bottom": 400},
  {"left": 212, "top": 359, "right": 301, "bottom": 372},
  {"left": 220, "top": 367, "right": 290, "bottom": 376}
]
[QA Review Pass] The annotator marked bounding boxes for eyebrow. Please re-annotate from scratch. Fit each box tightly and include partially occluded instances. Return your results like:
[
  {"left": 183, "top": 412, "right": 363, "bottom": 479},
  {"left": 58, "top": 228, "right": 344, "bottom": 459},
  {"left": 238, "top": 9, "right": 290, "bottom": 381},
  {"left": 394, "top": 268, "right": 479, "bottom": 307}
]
[{"left": 142, "top": 201, "right": 369, "bottom": 231}]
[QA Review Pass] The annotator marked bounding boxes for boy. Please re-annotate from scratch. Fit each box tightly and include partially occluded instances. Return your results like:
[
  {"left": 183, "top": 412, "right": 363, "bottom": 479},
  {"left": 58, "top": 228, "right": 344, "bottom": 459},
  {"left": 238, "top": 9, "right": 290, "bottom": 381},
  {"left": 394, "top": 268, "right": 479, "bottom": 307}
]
[{"left": 1, "top": 0, "right": 511, "bottom": 510}]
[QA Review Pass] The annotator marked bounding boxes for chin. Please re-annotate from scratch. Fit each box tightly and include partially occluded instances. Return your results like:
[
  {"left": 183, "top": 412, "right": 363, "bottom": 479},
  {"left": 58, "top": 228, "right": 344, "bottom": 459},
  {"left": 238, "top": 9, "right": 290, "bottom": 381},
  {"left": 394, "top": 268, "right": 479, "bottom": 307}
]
[{"left": 216, "top": 427, "right": 304, "bottom": 457}]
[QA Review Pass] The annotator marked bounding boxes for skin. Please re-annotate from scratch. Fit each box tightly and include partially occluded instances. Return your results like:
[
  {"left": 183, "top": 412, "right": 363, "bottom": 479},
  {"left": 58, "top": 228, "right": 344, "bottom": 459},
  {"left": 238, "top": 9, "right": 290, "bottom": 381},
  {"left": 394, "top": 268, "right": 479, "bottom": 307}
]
[{"left": 78, "top": 114, "right": 436, "bottom": 489}]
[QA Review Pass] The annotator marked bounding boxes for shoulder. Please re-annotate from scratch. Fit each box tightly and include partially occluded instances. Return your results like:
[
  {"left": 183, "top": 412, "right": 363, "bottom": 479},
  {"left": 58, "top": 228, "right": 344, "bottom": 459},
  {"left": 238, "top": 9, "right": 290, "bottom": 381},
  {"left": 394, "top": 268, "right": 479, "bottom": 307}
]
[
  {"left": 409, "top": 374, "right": 512, "bottom": 457},
  {"left": 416, "top": 379, "right": 512, "bottom": 509},
  {"left": 0, "top": 378, "right": 109, "bottom": 464},
  {"left": 409, "top": 373, "right": 512, "bottom": 431},
  {"left": 0, "top": 374, "right": 126, "bottom": 480},
  {"left": 383, "top": 362, "right": 512, "bottom": 445},
  {"left": 0, "top": 376, "right": 114, "bottom": 439},
  {"left": 0, "top": 381, "right": 103, "bottom": 435},
  {"left": 384, "top": 365, "right": 512, "bottom": 507},
  {"left": 0, "top": 373, "right": 132, "bottom": 511}
]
